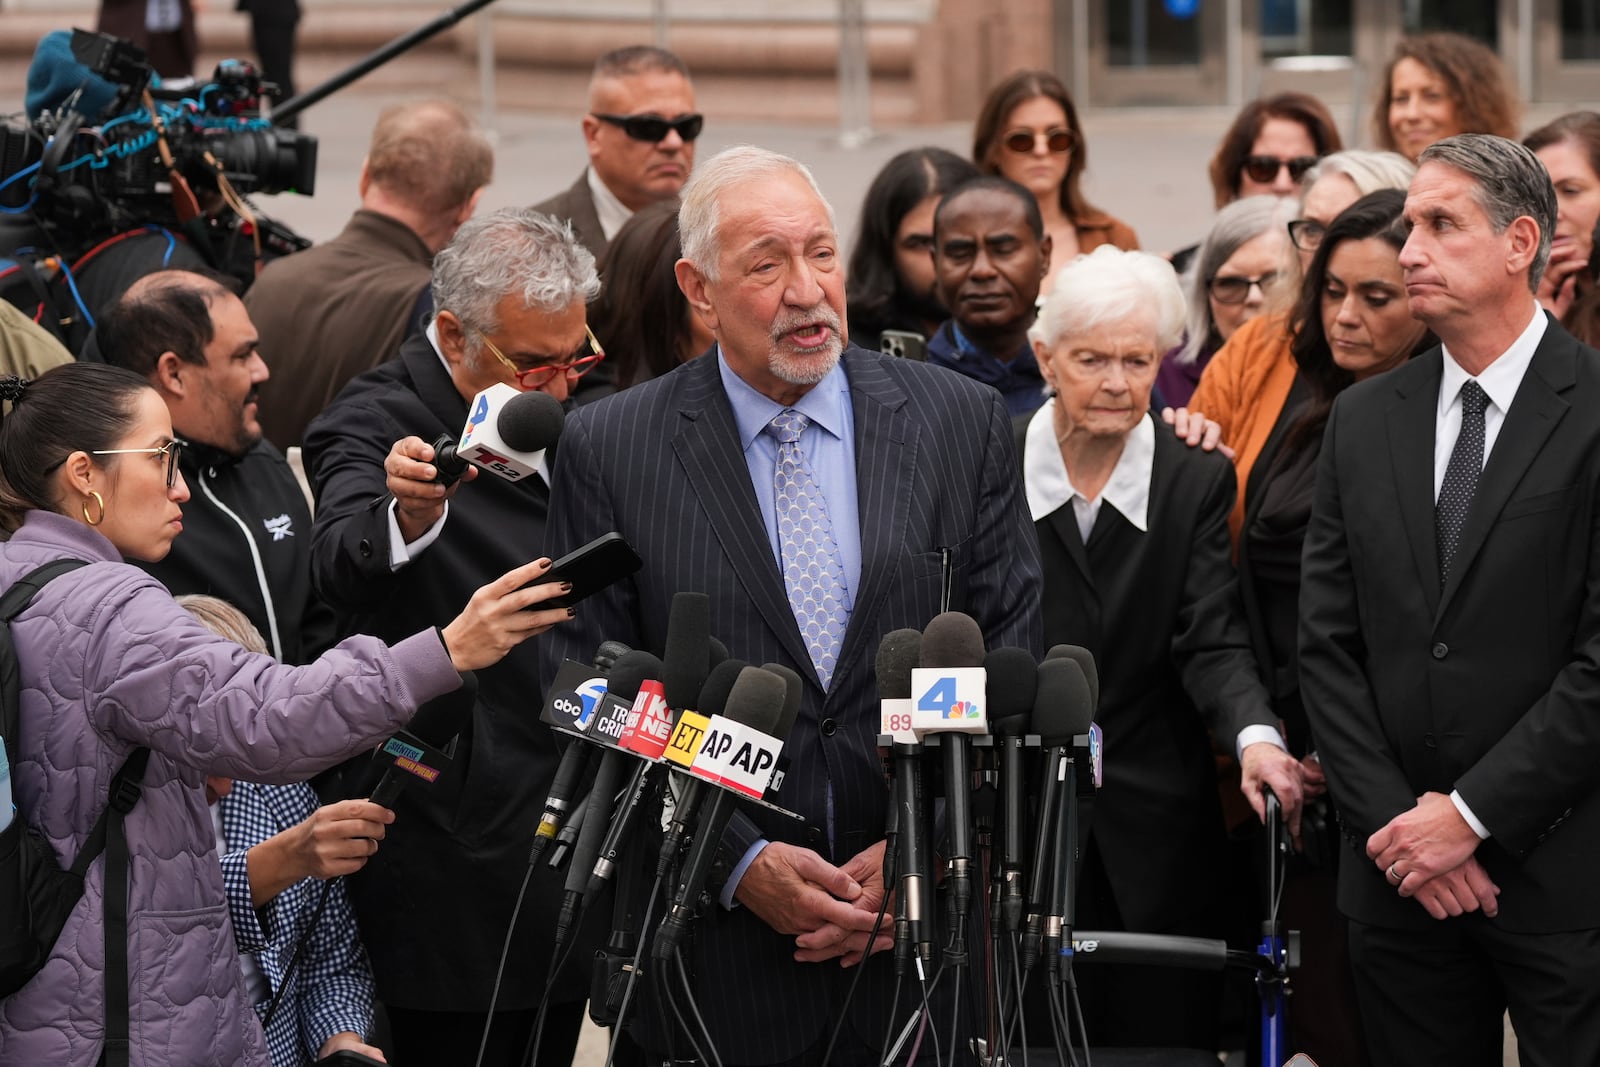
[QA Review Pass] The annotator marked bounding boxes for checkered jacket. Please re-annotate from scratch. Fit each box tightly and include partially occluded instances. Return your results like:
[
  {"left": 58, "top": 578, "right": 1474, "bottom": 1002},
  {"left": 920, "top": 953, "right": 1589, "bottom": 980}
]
[{"left": 218, "top": 782, "right": 376, "bottom": 1067}]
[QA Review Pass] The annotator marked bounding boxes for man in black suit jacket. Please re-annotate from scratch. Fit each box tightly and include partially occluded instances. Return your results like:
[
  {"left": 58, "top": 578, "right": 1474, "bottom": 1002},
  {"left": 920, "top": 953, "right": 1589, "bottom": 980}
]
[
  {"left": 541, "top": 146, "right": 1042, "bottom": 1066},
  {"left": 1300, "top": 133, "right": 1600, "bottom": 1065},
  {"left": 532, "top": 46, "right": 699, "bottom": 258},
  {"left": 304, "top": 207, "right": 606, "bottom": 1067}
]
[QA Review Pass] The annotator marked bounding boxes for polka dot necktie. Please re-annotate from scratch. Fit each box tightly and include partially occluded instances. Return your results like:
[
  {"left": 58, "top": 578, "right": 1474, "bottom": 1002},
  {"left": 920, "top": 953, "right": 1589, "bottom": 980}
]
[
  {"left": 1436, "top": 379, "right": 1488, "bottom": 587},
  {"left": 767, "top": 409, "right": 850, "bottom": 689}
]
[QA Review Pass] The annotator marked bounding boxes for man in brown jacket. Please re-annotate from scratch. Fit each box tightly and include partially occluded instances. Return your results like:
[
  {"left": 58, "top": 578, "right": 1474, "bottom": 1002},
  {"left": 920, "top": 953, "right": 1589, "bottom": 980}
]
[{"left": 245, "top": 100, "right": 493, "bottom": 449}]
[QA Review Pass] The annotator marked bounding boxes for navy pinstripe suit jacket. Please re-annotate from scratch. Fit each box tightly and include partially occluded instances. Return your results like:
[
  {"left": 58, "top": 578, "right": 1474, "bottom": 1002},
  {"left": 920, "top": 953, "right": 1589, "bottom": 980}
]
[{"left": 542, "top": 345, "right": 1042, "bottom": 1063}]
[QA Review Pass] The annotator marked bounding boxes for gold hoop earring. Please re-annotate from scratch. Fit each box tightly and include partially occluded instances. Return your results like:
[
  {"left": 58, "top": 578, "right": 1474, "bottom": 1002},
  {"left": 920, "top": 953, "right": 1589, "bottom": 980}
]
[{"left": 82, "top": 490, "right": 105, "bottom": 527}]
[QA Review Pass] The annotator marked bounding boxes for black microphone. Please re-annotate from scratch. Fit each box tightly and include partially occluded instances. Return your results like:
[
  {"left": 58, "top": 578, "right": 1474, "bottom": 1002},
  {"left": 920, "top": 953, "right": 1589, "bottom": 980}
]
[
  {"left": 652, "top": 666, "right": 789, "bottom": 961},
  {"left": 758, "top": 662, "right": 802, "bottom": 798},
  {"left": 551, "top": 651, "right": 658, "bottom": 898},
  {"left": 1021, "top": 657, "right": 1094, "bottom": 975},
  {"left": 658, "top": 658, "right": 749, "bottom": 878},
  {"left": 920, "top": 612, "right": 986, "bottom": 950},
  {"left": 875, "top": 628, "right": 925, "bottom": 966},
  {"left": 366, "top": 672, "right": 479, "bottom": 808},
  {"left": 1045, "top": 644, "right": 1099, "bottom": 714},
  {"left": 432, "top": 387, "right": 565, "bottom": 486},
  {"left": 587, "top": 593, "right": 709, "bottom": 897},
  {"left": 529, "top": 641, "right": 628, "bottom": 865},
  {"left": 985, "top": 646, "right": 1037, "bottom": 931}
]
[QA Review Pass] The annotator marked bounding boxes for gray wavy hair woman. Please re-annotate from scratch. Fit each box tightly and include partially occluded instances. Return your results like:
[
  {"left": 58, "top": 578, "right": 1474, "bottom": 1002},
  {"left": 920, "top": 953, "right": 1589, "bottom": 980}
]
[
  {"left": 1019, "top": 244, "right": 1305, "bottom": 1047},
  {"left": 1161, "top": 195, "right": 1297, "bottom": 407}
]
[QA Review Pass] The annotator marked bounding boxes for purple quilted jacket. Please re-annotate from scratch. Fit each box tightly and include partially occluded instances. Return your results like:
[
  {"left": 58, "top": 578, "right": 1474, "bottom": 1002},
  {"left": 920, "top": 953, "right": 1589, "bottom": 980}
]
[{"left": 0, "top": 510, "right": 461, "bottom": 1066}]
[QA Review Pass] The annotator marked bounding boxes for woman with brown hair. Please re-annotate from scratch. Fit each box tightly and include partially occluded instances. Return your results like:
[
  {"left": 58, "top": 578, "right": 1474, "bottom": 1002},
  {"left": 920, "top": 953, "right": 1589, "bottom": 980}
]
[
  {"left": 1208, "top": 92, "right": 1343, "bottom": 208},
  {"left": 1374, "top": 32, "right": 1518, "bottom": 161},
  {"left": 1525, "top": 111, "right": 1600, "bottom": 340},
  {"left": 973, "top": 68, "right": 1138, "bottom": 293}
]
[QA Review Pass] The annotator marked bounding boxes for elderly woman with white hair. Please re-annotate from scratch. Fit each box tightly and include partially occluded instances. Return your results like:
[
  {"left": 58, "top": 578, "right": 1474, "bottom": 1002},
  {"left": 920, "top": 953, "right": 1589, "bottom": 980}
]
[{"left": 1020, "top": 244, "right": 1304, "bottom": 1052}]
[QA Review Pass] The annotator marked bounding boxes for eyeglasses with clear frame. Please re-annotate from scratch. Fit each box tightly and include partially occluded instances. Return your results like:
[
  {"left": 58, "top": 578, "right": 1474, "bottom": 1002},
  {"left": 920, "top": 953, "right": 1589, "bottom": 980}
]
[
  {"left": 476, "top": 325, "right": 606, "bottom": 390},
  {"left": 91, "top": 439, "right": 184, "bottom": 489}
]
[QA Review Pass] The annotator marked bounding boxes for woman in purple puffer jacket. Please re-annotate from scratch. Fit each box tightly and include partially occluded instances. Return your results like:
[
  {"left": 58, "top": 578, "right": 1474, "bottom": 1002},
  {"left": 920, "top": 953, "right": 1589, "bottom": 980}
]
[{"left": 0, "top": 363, "right": 571, "bottom": 1067}]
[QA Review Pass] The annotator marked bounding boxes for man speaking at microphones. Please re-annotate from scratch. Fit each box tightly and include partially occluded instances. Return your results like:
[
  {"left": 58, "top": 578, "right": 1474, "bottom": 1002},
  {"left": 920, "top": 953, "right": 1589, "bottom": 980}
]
[
  {"left": 542, "top": 146, "right": 1042, "bottom": 1066},
  {"left": 303, "top": 208, "right": 604, "bottom": 1067}
]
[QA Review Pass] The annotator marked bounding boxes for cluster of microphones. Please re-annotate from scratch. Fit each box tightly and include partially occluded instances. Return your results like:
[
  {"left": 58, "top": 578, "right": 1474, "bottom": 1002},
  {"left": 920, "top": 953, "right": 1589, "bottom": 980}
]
[{"left": 874, "top": 612, "right": 1103, "bottom": 1054}]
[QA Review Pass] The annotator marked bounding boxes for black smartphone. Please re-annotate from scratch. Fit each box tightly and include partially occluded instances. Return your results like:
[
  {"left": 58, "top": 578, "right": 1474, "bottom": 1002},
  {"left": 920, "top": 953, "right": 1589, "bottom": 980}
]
[
  {"left": 314, "top": 1051, "right": 386, "bottom": 1066},
  {"left": 526, "top": 532, "right": 642, "bottom": 608}
]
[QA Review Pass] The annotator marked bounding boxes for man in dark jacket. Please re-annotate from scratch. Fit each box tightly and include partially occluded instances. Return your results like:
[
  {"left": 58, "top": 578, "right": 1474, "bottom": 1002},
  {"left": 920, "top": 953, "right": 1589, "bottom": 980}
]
[
  {"left": 304, "top": 207, "right": 607, "bottom": 1067},
  {"left": 246, "top": 100, "right": 494, "bottom": 449},
  {"left": 95, "top": 269, "right": 335, "bottom": 663}
]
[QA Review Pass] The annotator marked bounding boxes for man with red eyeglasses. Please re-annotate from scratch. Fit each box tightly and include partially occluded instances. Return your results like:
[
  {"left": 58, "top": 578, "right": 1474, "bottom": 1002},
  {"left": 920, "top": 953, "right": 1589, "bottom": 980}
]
[
  {"left": 301, "top": 208, "right": 616, "bottom": 1067},
  {"left": 533, "top": 45, "right": 700, "bottom": 259}
]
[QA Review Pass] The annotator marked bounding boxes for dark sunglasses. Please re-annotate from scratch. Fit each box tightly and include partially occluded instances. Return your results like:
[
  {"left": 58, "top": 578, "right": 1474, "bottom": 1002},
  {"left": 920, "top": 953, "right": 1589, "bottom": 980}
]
[
  {"left": 1208, "top": 271, "right": 1281, "bottom": 305},
  {"left": 1003, "top": 127, "right": 1075, "bottom": 155},
  {"left": 592, "top": 112, "right": 704, "bottom": 143},
  {"left": 1287, "top": 219, "right": 1327, "bottom": 253},
  {"left": 1242, "top": 154, "right": 1319, "bottom": 184}
]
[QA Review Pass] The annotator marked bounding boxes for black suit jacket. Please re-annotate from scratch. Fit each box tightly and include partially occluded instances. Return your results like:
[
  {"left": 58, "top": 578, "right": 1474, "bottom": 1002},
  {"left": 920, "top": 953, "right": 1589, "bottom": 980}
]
[
  {"left": 532, "top": 171, "right": 609, "bottom": 259},
  {"left": 1299, "top": 317, "right": 1600, "bottom": 933},
  {"left": 1023, "top": 415, "right": 1276, "bottom": 929},
  {"left": 541, "top": 346, "right": 1042, "bottom": 1064},
  {"left": 302, "top": 335, "right": 600, "bottom": 1009}
]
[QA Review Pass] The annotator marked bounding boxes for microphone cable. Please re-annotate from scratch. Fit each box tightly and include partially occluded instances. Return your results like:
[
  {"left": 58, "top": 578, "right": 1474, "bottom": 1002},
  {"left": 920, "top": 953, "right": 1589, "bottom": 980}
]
[
  {"left": 601, "top": 869, "right": 666, "bottom": 1067},
  {"left": 669, "top": 946, "right": 723, "bottom": 1067},
  {"left": 474, "top": 858, "right": 539, "bottom": 1067},
  {"left": 260, "top": 878, "right": 334, "bottom": 1029},
  {"left": 819, "top": 834, "right": 898, "bottom": 1067}
]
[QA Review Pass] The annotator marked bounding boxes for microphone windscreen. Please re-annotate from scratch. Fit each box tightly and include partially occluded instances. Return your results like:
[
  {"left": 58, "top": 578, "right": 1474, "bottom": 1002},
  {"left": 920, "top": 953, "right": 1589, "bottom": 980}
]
[
  {"left": 497, "top": 390, "right": 566, "bottom": 454},
  {"left": 662, "top": 592, "right": 712, "bottom": 711},
  {"left": 1045, "top": 644, "right": 1099, "bottom": 713},
  {"left": 1033, "top": 657, "right": 1095, "bottom": 745},
  {"left": 875, "top": 628, "right": 922, "bottom": 701},
  {"left": 985, "top": 646, "right": 1037, "bottom": 729},
  {"left": 592, "top": 640, "right": 631, "bottom": 672},
  {"left": 708, "top": 637, "right": 729, "bottom": 669},
  {"left": 920, "top": 611, "right": 985, "bottom": 668},
  {"left": 406, "top": 670, "right": 479, "bottom": 746},
  {"left": 697, "top": 659, "right": 749, "bottom": 718},
  {"left": 721, "top": 666, "right": 787, "bottom": 737},
  {"left": 606, "top": 650, "right": 662, "bottom": 704},
  {"left": 759, "top": 663, "right": 803, "bottom": 742}
]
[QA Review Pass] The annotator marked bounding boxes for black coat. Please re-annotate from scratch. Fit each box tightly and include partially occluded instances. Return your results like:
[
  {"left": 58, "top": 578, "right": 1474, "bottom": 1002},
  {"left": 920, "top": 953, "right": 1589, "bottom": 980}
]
[
  {"left": 137, "top": 437, "right": 334, "bottom": 664},
  {"left": 1021, "top": 413, "right": 1277, "bottom": 930},
  {"left": 1300, "top": 320, "right": 1600, "bottom": 933},
  {"left": 303, "top": 334, "right": 600, "bottom": 1010}
]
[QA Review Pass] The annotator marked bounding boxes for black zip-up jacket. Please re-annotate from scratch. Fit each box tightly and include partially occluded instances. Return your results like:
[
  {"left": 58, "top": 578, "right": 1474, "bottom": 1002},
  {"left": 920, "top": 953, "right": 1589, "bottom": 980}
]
[{"left": 135, "top": 436, "right": 336, "bottom": 663}]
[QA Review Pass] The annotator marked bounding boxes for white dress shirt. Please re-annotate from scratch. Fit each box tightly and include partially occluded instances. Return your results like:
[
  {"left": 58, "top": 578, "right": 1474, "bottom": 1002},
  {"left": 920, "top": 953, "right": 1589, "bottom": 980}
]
[
  {"left": 1433, "top": 303, "right": 1545, "bottom": 840},
  {"left": 586, "top": 167, "right": 633, "bottom": 243}
]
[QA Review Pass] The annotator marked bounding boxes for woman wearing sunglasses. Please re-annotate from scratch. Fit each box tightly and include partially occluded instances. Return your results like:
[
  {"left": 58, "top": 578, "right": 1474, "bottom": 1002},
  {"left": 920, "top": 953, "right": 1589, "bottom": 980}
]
[
  {"left": 1208, "top": 92, "right": 1342, "bottom": 209},
  {"left": 1159, "top": 195, "right": 1296, "bottom": 409},
  {"left": 972, "top": 68, "right": 1138, "bottom": 295},
  {"left": 0, "top": 362, "right": 572, "bottom": 1066}
]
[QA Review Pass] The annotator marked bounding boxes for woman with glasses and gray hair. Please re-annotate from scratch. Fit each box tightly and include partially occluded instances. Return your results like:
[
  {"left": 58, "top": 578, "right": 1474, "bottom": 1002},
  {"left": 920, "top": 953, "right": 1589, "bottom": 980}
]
[
  {"left": 1173, "top": 149, "right": 1415, "bottom": 540},
  {"left": 1019, "top": 244, "right": 1304, "bottom": 1052},
  {"left": 1159, "top": 195, "right": 1297, "bottom": 409},
  {"left": 0, "top": 361, "right": 568, "bottom": 1067}
]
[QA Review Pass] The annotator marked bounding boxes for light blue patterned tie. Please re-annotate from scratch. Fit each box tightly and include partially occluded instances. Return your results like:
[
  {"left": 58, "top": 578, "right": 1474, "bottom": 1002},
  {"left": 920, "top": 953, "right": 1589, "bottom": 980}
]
[{"left": 768, "top": 409, "right": 850, "bottom": 689}]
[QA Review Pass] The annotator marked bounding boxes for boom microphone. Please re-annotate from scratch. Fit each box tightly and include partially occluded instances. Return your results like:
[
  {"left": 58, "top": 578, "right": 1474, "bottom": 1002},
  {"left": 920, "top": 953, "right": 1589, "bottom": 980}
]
[
  {"left": 920, "top": 612, "right": 987, "bottom": 940},
  {"left": 1046, "top": 644, "right": 1099, "bottom": 714},
  {"left": 653, "top": 666, "right": 789, "bottom": 961},
  {"left": 367, "top": 671, "right": 478, "bottom": 808},
  {"left": 433, "top": 383, "right": 565, "bottom": 486},
  {"left": 1021, "top": 657, "right": 1094, "bottom": 974}
]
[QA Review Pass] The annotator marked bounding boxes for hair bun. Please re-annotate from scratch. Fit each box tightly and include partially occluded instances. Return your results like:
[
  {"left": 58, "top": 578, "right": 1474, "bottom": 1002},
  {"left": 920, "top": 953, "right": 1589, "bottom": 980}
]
[{"left": 0, "top": 376, "right": 28, "bottom": 403}]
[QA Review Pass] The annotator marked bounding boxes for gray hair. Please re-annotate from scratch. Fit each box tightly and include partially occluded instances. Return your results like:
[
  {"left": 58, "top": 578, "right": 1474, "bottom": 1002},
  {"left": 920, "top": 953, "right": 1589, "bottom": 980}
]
[
  {"left": 679, "top": 145, "right": 836, "bottom": 282},
  {"left": 1417, "top": 134, "right": 1556, "bottom": 292},
  {"left": 1176, "top": 194, "right": 1296, "bottom": 365},
  {"left": 1301, "top": 149, "right": 1417, "bottom": 204},
  {"left": 431, "top": 208, "right": 600, "bottom": 360},
  {"left": 1030, "top": 245, "right": 1187, "bottom": 354}
]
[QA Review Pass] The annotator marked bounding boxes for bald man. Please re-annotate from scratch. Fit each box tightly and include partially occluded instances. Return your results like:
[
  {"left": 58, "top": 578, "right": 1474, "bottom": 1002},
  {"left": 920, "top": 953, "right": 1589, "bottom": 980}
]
[
  {"left": 532, "top": 45, "right": 700, "bottom": 257},
  {"left": 245, "top": 100, "right": 494, "bottom": 448}
]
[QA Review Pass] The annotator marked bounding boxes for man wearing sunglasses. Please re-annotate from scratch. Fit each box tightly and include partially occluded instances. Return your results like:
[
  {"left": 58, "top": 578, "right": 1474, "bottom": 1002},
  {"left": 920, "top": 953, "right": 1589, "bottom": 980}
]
[
  {"left": 303, "top": 208, "right": 615, "bottom": 1067},
  {"left": 94, "top": 269, "right": 337, "bottom": 667},
  {"left": 533, "top": 45, "right": 699, "bottom": 257}
]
